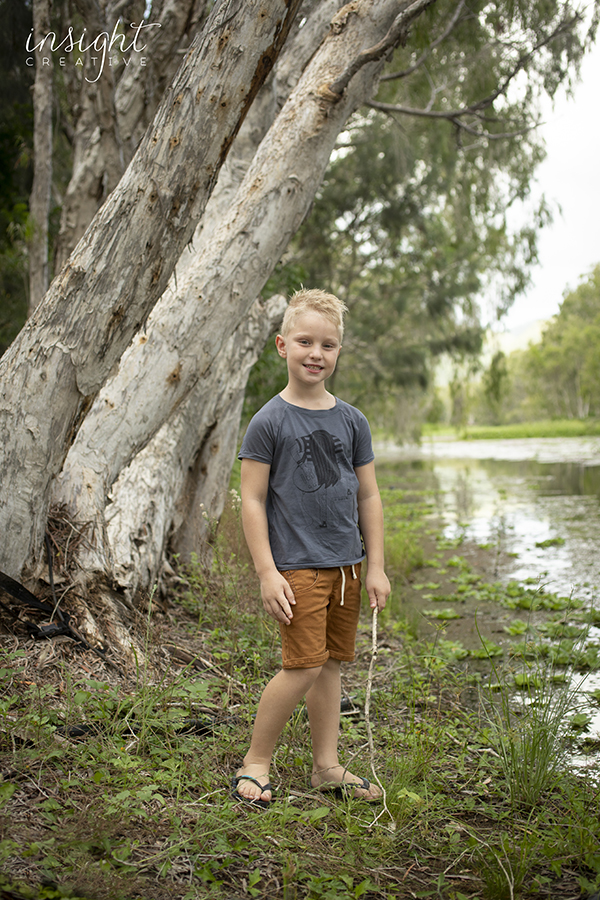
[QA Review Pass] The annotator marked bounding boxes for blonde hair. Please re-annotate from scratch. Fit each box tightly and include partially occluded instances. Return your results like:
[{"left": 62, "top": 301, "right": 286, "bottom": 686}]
[{"left": 281, "top": 289, "right": 348, "bottom": 341}]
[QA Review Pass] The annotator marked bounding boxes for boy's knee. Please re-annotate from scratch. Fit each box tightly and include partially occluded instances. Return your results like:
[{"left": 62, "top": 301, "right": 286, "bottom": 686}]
[
  {"left": 284, "top": 664, "right": 323, "bottom": 689},
  {"left": 304, "top": 664, "right": 324, "bottom": 683},
  {"left": 323, "top": 657, "right": 341, "bottom": 671}
]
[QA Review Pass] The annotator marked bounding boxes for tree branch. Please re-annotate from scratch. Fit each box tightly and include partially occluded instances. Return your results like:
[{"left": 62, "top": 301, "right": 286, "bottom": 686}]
[
  {"left": 365, "top": 8, "right": 583, "bottom": 141},
  {"left": 328, "top": 0, "right": 436, "bottom": 97},
  {"left": 380, "top": 0, "right": 468, "bottom": 82},
  {"left": 366, "top": 99, "right": 532, "bottom": 140}
]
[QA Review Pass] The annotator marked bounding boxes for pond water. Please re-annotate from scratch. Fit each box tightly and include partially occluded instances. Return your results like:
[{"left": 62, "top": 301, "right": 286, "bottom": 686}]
[{"left": 376, "top": 435, "right": 600, "bottom": 770}]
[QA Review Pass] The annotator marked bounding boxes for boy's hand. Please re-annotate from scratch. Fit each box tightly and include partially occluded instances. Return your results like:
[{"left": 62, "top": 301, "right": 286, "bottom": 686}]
[
  {"left": 365, "top": 567, "right": 391, "bottom": 613},
  {"left": 259, "top": 572, "right": 296, "bottom": 625}
]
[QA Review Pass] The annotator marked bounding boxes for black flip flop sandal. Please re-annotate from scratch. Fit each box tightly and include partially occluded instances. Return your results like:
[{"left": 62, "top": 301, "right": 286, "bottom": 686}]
[
  {"left": 231, "top": 774, "right": 273, "bottom": 809},
  {"left": 312, "top": 775, "right": 382, "bottom": 803}
]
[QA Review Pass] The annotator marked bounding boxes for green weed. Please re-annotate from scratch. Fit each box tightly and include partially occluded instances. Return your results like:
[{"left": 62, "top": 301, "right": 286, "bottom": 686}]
[{"left": 481, "top": 652, "right": 584, "bottom": 809}]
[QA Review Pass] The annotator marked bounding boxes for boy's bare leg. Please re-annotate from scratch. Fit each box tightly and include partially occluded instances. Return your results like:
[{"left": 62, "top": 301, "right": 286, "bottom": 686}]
[
  {"left": 235, "top": 665, "right": 322, "bottom": 802},
  {"left": 306, "top": 658, "right": 382, "bottom": 800}
]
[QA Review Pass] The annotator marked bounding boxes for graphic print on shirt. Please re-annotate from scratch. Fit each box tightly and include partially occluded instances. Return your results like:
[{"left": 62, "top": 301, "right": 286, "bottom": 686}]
[{"left": 292, "top": 429, "right": 356, "bottom": 533}]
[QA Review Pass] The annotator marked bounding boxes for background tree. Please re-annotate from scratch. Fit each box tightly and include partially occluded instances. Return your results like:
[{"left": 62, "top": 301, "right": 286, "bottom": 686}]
[
  {"left": 505, "top": 264, "right": 600, "bottom": 420},
  {"left": 481, "top": 350, "right": 510, "bottom": 424},
  {"left": 28, "top": 0, "right": 53, "bottom": 313},
  {"left": 0, "top": 0, "right": 33, "bottom": 353}
]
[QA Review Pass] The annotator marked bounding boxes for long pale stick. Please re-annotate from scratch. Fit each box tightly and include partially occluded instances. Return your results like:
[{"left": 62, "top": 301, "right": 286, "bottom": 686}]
[{"left": 364, "top": 607, "right": 395, "bottom": 829}]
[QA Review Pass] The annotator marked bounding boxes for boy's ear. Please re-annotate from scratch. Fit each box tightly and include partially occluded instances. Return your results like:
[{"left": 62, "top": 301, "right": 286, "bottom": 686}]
[{"left": 275, "top": 334, "right": 287, "bottom": 357}]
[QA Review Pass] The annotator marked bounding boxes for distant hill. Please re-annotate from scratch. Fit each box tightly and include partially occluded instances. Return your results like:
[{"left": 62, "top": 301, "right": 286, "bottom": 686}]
[
  {"left": 487, "top": 319, "right": 547, "bottom": 356},
  {"left": 434, "top": 319, "right": 548, "bottom": 387}
]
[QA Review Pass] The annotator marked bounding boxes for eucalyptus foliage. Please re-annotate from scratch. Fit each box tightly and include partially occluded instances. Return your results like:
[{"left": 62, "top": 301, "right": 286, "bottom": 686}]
[
  {"left": 250, "top": 0, "right": 597, "bottom": 430},
  {"left": 508, "top": 263, "right": 600, "bottom": 420}
]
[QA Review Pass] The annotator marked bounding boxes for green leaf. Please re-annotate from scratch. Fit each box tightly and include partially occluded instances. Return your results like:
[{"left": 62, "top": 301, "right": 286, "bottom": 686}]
[
  {"left": 422, "top": 607, "right": 461, "bottom": 620},
  {"left": 0, "top": 783, "right": 16, "bottom": 806}
]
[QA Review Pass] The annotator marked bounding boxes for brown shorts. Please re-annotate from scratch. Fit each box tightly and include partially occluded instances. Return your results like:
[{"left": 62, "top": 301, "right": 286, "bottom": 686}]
[{"left": 278, "top": 564, "right": 362, "bottom": 669}]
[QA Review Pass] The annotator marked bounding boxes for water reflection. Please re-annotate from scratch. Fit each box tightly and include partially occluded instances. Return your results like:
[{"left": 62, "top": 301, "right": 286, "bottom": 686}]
[
  {"left": 435, "top": 459, "right": 600, "bottom": 602},
  {"left": 415, "top": 435, "right": 600, "bottom": 466},
  {"left": 376, "top": 437, "right": 600, "bottom": 766},
  {"left": 376, "top": 437, "right": 600, "bottom": 601}
]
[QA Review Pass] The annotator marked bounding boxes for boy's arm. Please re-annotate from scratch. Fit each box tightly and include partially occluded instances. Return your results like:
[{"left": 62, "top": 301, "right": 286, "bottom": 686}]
[
  {"left": 356, "top": 461, "right": 391, "bottom": 612},
  {"left": 240, "top": 457, "right": 296, "bottom": 625}
]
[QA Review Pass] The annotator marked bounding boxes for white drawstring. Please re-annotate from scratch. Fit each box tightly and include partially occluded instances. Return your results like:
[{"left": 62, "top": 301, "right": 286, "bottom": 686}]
[{"left": 339, "top": 564, "right": 358, "bottom": 606}]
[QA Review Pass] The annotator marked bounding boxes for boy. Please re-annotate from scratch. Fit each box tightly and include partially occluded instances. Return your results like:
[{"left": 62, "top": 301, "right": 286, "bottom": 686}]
[{"left": 232, "top": 289, "right": 390, "bottom": 807}]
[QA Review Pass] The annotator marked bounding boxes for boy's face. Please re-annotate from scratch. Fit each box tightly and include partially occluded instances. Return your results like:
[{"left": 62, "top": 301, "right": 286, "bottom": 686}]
[{"left": 276, "top": 311, "right": 342, "bottom": 387}]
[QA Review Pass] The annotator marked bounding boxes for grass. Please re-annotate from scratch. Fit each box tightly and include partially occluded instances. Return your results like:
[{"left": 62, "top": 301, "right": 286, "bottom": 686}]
[
  {"left": 422, "top": 419, "right": 600, "bottom": 441},
  {"left": 1, "top": 483, "right": 600, "bottom": 899},
  {"left": 481, "top": 645, "right": 584, "bottom": 809}
]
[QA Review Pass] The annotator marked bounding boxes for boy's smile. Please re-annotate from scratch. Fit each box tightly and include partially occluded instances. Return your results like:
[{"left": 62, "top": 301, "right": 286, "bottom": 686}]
[{"left": 275, "top": 311, "right": 342, "bottom": 390}]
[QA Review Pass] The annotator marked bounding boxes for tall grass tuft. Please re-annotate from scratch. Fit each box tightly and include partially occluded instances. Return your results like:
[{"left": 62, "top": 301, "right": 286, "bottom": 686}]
[{"left": 482, "top": 655, "right": 583, "bottom": 809}]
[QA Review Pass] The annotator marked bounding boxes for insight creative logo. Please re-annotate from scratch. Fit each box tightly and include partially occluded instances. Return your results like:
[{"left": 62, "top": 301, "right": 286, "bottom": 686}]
[{"left": 26, "top": 21, "right": 161, "bottom": 82}]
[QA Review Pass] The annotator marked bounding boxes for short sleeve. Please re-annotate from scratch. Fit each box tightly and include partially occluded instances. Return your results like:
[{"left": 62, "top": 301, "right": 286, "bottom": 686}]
[
  {"left": 238, "top": 406, "right": 277, "bottom": 464},
  {"left": 351, "top": 408, "right": 374, "bottom": 468}
]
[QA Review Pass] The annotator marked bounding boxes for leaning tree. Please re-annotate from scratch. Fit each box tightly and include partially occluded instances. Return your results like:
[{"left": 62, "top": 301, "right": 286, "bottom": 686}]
[{"left": 0, "top": 0, "right": 594, "bottom": 661}]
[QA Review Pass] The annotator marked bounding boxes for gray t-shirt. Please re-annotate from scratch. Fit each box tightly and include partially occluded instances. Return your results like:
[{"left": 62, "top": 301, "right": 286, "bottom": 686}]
[{"left": 238, "top": 395, "right": 374, "bottom": 569}]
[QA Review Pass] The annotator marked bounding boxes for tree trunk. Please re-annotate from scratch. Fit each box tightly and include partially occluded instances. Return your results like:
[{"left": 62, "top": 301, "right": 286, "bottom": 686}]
[
  {"left": 54, "top": 0, "right": 210, "bottom": 270},
  {"left": 28, "top": 0, "right": 53, "bottom": 314},
  {"left": 52, "top": 294, "right": 286, "bottom": 665},
  {"left": 103, "top": 294, "right": 287, "bottom": 600},
  {"left": 53, "top": 0, "right": 429, "bottom": 615},
  {"left": 0, "top": 0, "right": 303, "bottom": 580}
]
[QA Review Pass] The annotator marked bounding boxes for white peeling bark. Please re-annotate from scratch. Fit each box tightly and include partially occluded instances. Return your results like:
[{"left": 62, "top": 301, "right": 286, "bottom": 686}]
[
  {"left": 0, "top": 0, "right": 303, "bottom": 580},
  {"left": 28, "top": 0, "right": 53, "bottom": 314},
  {"left": 54, "top": 0, "right": 210, "bottom": 270},
  {"left": 99, "top": 294, "right": 287, "bottom": 598}
]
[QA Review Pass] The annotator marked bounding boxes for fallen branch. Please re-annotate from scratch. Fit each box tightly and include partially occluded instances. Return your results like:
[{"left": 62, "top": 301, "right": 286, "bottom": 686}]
[{"left": 364, "top": 607, "right": 395, "bottom": 830}]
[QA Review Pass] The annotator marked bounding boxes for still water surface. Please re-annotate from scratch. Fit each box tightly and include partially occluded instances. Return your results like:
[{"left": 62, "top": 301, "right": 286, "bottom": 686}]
[
  {"left": 378, "top": 435, "right": 600, "bottom": 600},
  {"left": 376, "top": 435, "right": 600, "bottom": 766}
]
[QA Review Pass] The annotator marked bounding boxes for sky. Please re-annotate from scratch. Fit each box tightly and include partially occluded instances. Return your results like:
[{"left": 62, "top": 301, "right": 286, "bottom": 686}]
[{"left": 494, "top": 37, "right": 600, "bottom": 333}]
